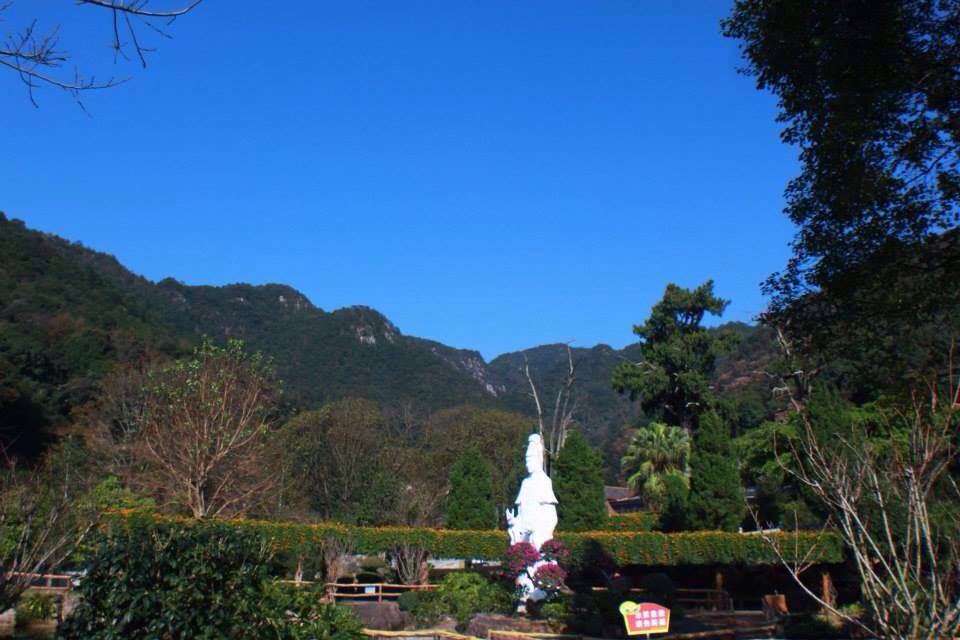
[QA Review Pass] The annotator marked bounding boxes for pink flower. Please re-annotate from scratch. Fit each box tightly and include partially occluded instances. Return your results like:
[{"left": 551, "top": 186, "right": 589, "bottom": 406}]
[
  {"left": 504, "top": 542, "right": 540, "bottom": 574},
  {"left": 532, "top": 562, "right": 567, "bottom": 594},
  {"left": 539, "top": 539, "right": 569, "bottom": 564}
]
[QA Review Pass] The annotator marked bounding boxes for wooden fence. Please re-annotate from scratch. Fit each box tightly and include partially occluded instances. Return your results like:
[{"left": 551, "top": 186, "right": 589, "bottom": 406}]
[{"left": 324, "top": 583, "right": 436, "bottom": 604}]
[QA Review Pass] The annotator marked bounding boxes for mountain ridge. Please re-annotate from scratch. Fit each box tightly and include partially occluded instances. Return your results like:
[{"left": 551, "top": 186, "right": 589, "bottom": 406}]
[{"left": 0, "top": 212, "right": 778, "bottom": 471}]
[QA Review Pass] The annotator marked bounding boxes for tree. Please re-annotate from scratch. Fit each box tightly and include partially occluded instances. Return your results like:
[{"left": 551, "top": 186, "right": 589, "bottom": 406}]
[
  {"left": 523, "top": 345, "right": 578, "bottom": 466},
  {"left": 0, "top": 441, "right": 98, "bottom": 611},
  {"left": 445, "top": 448, "right": 497, "bottom": 530},
  {"left": 620, "top": 421, "right": 690, "bottom": 509},
  {"left": 552, "top": 430, "right": 607, "bottom": 531},
  {"left": 420, "top": 405, "right": 531, "bottom": 517},
  {"left": 686, "top": 411, "right": 745, "bottom": 531},
  {"left": 723, "top": 0, "right": 960, "bottom": 395},
  {"left": 124, "top": 338, "right": 280, "bottom": 518},
  {"left": 658, "top": 470, "right": 689, "bottom": 532},
  {"left": 757, "top": 374, "right": 960, "bottom": 640},
  {"left": 1, "top": 0, "right": 202, "bottom": 106},
  {"left": 723, "top": 0, "right": 959, "bottom": 301},
  {"left": 281, "top": 398, "right": 387, "bottom": 522},
  {"left": 612, "top": 280, "right": 735, "bottom": 433}
]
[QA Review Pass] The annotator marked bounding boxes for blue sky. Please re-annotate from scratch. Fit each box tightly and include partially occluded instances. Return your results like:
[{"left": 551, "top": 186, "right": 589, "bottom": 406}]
[{"left": 1, "top": 1, "right": 797, "bottom": 359}]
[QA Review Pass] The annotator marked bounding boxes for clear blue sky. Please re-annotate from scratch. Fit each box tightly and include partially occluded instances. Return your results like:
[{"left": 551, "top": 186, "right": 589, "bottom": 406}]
[{"left": 1, "top": 1, "right": 797, "bottom": 360}]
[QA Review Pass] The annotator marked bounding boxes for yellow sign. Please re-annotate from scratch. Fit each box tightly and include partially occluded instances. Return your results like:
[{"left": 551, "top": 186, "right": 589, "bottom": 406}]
[{"left": 619, "top": 601, "right": 670, "bottom": 636}]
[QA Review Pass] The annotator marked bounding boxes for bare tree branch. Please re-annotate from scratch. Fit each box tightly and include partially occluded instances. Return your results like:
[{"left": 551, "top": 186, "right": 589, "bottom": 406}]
[{"left": 1, "top": 0, "right": 200, "bottom": 105}]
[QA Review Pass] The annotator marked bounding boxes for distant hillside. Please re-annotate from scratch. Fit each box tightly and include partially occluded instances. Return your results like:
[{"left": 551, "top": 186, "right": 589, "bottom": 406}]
[{"left": 0, "top": 213, "right": 781, "bottom": 473}]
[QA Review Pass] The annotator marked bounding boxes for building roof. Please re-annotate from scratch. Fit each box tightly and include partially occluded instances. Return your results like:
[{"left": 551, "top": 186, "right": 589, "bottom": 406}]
[{"left": 604, "top": 485, "right": 631, "bottom": 501}]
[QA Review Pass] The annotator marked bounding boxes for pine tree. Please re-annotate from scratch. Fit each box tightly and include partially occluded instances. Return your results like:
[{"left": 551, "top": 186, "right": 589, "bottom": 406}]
[
  {"left": 552, "top": 431, "right": 608, "bottom": 531},
  {"left": 687, "top": 411, "right": 745, "bottom": 531},
  {"left": 445, "top": 447, "right": 497, "bottom": 529}
]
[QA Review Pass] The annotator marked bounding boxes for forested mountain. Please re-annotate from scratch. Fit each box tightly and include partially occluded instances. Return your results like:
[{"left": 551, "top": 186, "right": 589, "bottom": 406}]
[{"left": 0, "top": 213, "right": 779, "bottom": 471}]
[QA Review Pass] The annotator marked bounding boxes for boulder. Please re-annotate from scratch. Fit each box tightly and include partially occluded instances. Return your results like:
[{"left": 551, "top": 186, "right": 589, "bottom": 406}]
[
  {"left": 432, "top": 615, "right": 459, "bottom": 631},
  {"left": 344, "top": 602, "right": 410, "bottom": 630}
]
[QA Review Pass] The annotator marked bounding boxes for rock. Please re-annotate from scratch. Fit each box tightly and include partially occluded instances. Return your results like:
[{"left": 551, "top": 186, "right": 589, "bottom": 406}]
[
  {"left": 345, "top": 602, "right": 407, "bottom": 630},
  {"left": 432, "top": 615, "right": 459, "bottom": 631},
  {"left": 465, "top": 613, "right": 554, "bottom": 638}
]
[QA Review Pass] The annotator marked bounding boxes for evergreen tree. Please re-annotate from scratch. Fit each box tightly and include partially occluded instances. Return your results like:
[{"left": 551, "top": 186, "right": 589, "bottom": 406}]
[
  {"left": 612, "top": 281, "right": 736, "bottom": 433},
  {"left": 658, "top": 470, "right": 689, "bottom": 532},
  {"left": 445, "top": 448, "right": 497, "bottom": 529},
  {"left": 552, "top": 431, "right": 608, "bottom": 531},
  {"left": 687, "top": 411, "right": 745, "bottom": 531}
]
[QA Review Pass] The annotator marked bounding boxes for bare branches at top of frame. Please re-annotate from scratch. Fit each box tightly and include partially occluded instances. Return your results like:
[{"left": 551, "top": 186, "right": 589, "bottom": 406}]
[
  {"left": 76, "top": 1, "right": 202, "bottom": 19},
  {"left": 0, "top": 0, "right": 202, "bottom": 107},
  {"left": 524, "top": 343, "right": 578, "bottom": 466}
]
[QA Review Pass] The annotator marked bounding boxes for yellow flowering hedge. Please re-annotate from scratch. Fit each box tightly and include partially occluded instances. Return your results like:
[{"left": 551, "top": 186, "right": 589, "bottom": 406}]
[
  {"left": 603, "top": 512, "right": 658, "bottom": 532},
  {"left": 107, "top": 513, "right": 843, "bottom": 566}
]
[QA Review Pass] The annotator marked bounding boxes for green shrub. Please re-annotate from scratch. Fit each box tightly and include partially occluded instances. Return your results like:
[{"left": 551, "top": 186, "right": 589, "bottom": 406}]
[
  {"left": 412, "top": 572, "right": 512, "bottom": 627},
  {"left": 261, "top": 583, "right": 363, "bottom": 640},
  {"left": 17, "top": 592, "right": 58, "bottom": 622},
  {"left": 60, "top": 518, "right": 272, "bottom": 639},
  {"left": 397, "top": 590, "right": 420, "bottom": 612},
  {"left": 539, "top": 595, "right": 571, "bottom": 628},
  {"left": 59, "top": 518, "right": 363, "bottom": 640}
]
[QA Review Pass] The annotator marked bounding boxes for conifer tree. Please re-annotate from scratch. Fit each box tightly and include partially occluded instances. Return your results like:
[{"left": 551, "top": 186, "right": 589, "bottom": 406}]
[
  {"left": 687, "top": 411, "right": 745, "bottom": 531},
  {"left": 612, "top": 280, "right": 735, "bottom": 433},
  {"left": 552, "top": 431, "right": 607, "bottom": 531},
  {"left": 445, "top": 448, "right": 496, "bottom": 529}
]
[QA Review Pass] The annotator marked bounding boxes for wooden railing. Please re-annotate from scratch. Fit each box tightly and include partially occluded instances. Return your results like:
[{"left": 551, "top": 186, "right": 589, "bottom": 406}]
[
  {"left": 4, "top": 572, "right": 73, "bottom": 592},
  {"left": 324, "top": 583, "right": 435, "bottom": 604},
  {"left": 4, "top": 573, "right": 74, "bottom": 622},
  {"left": 590, "top": 586, "right": 733, "bottom": 611},
  {"left": 674, "top": 588, "right": 733, "bottom": 611}
]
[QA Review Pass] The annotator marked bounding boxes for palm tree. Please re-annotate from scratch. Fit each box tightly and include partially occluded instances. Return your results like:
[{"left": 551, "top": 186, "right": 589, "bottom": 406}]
[{"left": 621, "top": 422, "right": 690, "bottom": 509}]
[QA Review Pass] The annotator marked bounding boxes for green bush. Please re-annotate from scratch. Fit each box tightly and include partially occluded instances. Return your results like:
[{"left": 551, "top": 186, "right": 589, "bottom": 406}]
[
  {"left": 261, "top": 583, "right": 363, "bottom": 640},
  {"left": 411, "top": 572, "right": 512, "bottom": 628},
  {"left": 58, "top": 518, "right": 363, "bottom": 640},
  {"left": 538, "top": 594, "right": 571, "bottom": 627},
  {"left": 396, "top": 590, "right": 420, "bottom": 612},
  {"left": 17, "top": 592, "right": 58, "bottom": 622}
]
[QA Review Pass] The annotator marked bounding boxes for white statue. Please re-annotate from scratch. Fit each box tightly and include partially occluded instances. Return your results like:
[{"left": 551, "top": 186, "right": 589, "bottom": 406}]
[{"left": 506, "top": 433, "right": 558, "bottom": 605}]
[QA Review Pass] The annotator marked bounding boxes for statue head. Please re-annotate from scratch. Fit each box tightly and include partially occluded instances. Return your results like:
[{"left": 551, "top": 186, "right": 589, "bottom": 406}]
[{"left": 525, "top": 433, "right": 545, "bottom": 474}]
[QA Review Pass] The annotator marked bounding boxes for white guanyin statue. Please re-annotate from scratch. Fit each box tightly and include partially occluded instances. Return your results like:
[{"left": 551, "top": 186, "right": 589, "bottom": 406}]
[{"left": 505, "top": 433, "right": 558, "bottom": 605}]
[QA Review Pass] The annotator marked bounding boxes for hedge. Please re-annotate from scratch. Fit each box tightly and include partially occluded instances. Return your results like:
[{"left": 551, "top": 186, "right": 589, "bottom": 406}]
[
  {"left": 603, "top": 512, "right": 658, "bottom": 532},
  {"left": 106, "top": 513, "right": 844, "bottom": 566}
]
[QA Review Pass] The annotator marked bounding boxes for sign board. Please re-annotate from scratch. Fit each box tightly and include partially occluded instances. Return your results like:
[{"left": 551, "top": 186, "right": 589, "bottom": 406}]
[{"left": 619, "top": 601, "right": 670, "bottom": 636}]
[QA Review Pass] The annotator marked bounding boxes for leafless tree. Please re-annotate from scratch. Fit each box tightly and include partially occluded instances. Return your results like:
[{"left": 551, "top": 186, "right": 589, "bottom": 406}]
[
  {"left": 0, "top": 448, "right": 98, "bottom": 612},
  {"left": 389, "top": 542, "right": 430, "bottom": 586},
  {"left": 755, "top": 366, "right": 960, "bottom": 639},
  {"left": 1, "top": 0, "right": 201, "bottom": 106},
  {"left": 523, "top": 344, "right": 578, "bottom": 465}
]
